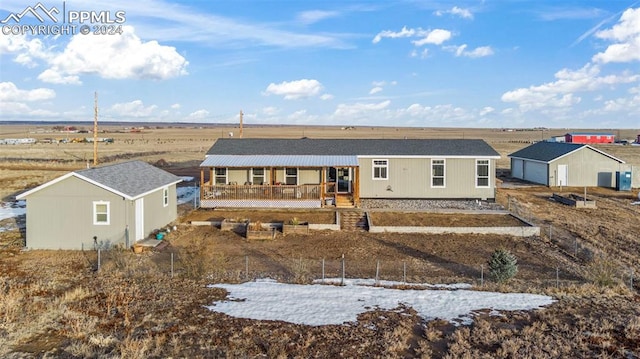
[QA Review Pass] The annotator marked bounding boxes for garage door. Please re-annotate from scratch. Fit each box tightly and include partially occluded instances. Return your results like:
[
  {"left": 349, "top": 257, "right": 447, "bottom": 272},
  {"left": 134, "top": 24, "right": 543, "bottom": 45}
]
[
  {"left": 511, "top": 159, "right": 524, "bottom": 179},
  {"left": 524, "top": 161, "right": 547, "bottom": 185}
]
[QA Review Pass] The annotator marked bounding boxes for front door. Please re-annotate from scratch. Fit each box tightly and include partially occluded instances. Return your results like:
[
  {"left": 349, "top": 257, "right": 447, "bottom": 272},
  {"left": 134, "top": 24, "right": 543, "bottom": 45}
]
[
  {"left": 135, "top": 198, "right": 144, "bottom": 240},
  {"left": 337, "top": 168, "right": 351, "bottom": 193}
]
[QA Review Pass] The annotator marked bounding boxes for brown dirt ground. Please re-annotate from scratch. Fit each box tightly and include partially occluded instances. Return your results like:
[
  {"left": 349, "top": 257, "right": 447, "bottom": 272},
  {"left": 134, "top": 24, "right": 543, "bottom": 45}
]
[
  {"left": 185, "top": 209, "right": 336, "bottom": 224},
  {"left": 368, "top": 212, "right": 527, "bottom": 227}
]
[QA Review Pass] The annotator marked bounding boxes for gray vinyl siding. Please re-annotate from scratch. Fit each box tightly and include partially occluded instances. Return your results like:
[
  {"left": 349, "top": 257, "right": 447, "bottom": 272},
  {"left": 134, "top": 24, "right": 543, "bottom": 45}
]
[
  {"left": 23, "top": 176, "right": 129, "bottom": 250},
  {"left": 359, "top": 157, "right": 495, "bottom": 199},
  {"left": 548, "top": 148, "right": 625, "bottom": 187},
  {"left": 142, "top": 185, "right": 178, "bottom": 236},
  {"left": 23, "top": 178, "right": 179, "bottom": 250}
]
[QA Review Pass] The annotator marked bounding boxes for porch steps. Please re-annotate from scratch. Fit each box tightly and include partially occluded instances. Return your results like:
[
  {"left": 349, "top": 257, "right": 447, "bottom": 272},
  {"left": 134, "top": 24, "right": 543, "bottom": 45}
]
[
  {"left": 335, "top": 194, "right": 355, "bottom": 208},
  {"left": 340, "top": 211, "right": 368, "bottom": 231}
]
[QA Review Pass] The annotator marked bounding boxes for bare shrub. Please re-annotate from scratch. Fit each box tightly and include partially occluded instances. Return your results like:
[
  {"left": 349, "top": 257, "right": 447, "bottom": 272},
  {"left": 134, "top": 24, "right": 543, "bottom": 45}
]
[{"left": 586, "top": 256, "right": 620, "bottom": 287}]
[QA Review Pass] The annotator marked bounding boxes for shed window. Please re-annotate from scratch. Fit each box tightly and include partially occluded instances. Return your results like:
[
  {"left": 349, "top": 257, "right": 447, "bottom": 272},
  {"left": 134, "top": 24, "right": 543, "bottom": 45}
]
[
  {"left": 214, "top": 168, "right": 227, "bottom": 185},
  {"left": 372, "top": 159, "right": 388, "bottom": 180},
  {"left": 93, "top": 201, "right": 110, "bottom": 225},
  {"left": 431, "top": 159, "right": 445, "bottom": 187},
  {"left": 476, "top": 160, "right": 490, "bottom": 187},
  {"left": 285, "top": 168, "right": 298, "bottom": 185},
  {"left": 163, "top": 187, "right": 169, "bottom": 207},
  {"left": 251, "top": 168, "right": 265, "bottom": 185}
]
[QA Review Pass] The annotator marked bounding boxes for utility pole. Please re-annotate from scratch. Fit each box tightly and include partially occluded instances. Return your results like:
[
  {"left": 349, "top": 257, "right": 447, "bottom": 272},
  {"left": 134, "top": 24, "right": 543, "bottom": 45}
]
[
  {"left": 93, "top": 91, "right": 98, "bottom": 166},
  {"left": 239, "top": 110, "right": 243, "bottom": 138}
]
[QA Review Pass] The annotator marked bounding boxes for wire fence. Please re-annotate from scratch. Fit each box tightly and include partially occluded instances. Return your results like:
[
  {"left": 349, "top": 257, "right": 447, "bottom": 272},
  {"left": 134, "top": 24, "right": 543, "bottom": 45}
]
[
  {"left": 501, "top": 194, "right": 595, "bottom": 263},
  {"left": 86, "top": 248, "right": 613, "bottom": 291}
]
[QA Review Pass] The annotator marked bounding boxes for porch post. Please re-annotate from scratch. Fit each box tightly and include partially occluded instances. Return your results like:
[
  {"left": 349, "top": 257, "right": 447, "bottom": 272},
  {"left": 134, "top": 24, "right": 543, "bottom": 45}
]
[
  {"left": 200, "top": 167, "right": 205, "bottom": 201},
  {"left": 354, "top": 166, "right": 360, "bottom": 207},
  {"left": 320, "top": 167, "right": 326, "bottom": 207}
]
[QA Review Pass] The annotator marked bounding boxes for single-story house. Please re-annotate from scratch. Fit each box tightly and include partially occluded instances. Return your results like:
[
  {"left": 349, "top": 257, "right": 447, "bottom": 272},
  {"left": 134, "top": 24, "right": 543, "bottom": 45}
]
[
  {"left": 508, "top": 141, "right": 626, "bottom": 187},
  {"left": 199, "top": 138, "right": 500, "bottom": 208},
  {"left": 16, "top": 160, "right": 182, "bottom": 250},
  {"left": 565, "top": 132, "right": 614, "bottom": 144}
]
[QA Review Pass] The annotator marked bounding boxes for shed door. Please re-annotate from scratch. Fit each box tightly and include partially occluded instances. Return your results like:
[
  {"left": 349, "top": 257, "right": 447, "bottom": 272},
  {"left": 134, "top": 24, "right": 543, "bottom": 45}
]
[
  {"left": 524, "top": 161, "right": 547, "bottom": 185},
  {"left": 557, "top": 165, "right": 568, "bottom": 186},
  {"left": 135, "top": 198, "right": 144, "bottom": 240},
  {"left": 511, "top": 159, "right": 524, "bottom": 179}
]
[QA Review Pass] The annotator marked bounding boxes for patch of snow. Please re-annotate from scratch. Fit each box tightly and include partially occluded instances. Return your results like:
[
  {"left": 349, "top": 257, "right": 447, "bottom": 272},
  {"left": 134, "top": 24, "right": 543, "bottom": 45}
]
[
  {"left": 180, "top": 176, "right": 195, "bottom": 182},
  {"left": 0, "top": 201, "right": 25, "bottom": 221},
  {"left": 207, "top": 279, "right": 555, "bottom": 326},
  {"left": 177, "top": 186, "right": 197, "bottom": 205}
]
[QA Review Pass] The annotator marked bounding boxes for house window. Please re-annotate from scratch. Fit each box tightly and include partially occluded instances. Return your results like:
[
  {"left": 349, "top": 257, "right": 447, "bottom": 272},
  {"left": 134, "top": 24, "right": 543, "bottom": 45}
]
[
  {"left": 251, "top": 168, "right": 265, "bottom": 185},
  {"left": 431, "top": 159, "right": 445, "bottom": 187},
  {"left": 285, "top": 168, "right": 298, "bottom": 185},
  {"left": 214, "top": 168, "right": 227, "bottom": 185},
  {"left": 372, "top": 159, "right": 388, "bottom": 180},
  {"left": 476, "top": 160, "right": 490, "bottom": 187},
  {"left": 93, "top": 201, "right": 110, "bottom": 225},
  {"left": 163, "top": 187, "right": 169, "bottom": 207}
]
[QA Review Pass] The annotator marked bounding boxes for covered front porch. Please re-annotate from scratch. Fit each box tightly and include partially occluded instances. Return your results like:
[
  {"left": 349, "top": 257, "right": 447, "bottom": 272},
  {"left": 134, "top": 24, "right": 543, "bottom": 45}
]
[{"left": 199, "top": 155, "right": 360, "bottom": 209}]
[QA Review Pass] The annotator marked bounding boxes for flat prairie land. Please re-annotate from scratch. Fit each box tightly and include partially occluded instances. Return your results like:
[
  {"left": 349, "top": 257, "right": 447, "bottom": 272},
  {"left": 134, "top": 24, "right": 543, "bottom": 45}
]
[{"left": 1, "top": 124, "right": 639, "bottom": 358}]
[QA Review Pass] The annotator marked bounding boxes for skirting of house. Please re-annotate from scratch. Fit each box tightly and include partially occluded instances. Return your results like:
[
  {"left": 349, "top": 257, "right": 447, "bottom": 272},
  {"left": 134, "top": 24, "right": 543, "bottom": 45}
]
[{"left": 200, "top": 199, "right": 321, "bottom": 208}]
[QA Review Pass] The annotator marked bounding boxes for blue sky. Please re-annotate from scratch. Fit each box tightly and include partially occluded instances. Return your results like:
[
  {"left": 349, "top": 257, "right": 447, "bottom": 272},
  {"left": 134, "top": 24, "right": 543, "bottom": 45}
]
[{"left": 1, "top": 1, "right": 639, "bottom": 128}]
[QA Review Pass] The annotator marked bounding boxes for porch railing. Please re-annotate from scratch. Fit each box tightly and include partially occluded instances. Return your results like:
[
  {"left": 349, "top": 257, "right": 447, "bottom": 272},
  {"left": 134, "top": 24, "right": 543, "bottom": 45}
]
[{"left": 202, "top": 183, "right": 322, "bottom": 201}]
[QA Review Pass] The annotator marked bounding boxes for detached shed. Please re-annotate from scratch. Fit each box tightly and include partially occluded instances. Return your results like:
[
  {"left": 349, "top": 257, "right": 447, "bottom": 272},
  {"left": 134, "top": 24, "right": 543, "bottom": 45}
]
[
  {"left": 16, "top": 161, "right": 182, "bottom": 250},
  {"left": 509, "top": 142, "right": 626, "bottom": 187}
]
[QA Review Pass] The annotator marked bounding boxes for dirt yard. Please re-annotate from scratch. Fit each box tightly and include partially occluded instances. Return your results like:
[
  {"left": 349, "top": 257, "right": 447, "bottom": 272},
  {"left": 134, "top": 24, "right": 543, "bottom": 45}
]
[
  {"left": 368, "top": 212, "right": 527, "bottom": 227},
  {"left": 1, "top": 124, "right": 639, "bottom": 357}
]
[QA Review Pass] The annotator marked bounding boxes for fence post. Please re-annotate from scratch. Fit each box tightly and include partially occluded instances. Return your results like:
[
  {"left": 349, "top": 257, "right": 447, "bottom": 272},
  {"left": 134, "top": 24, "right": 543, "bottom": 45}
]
[
  {"left": 171, "top": 252, "right": 174, "bottom": 279},
  {"left": 480, "top": 265, "right": 484, "bottom": 287},
  {"left": 245, "top": 255, "right": 249, "bottom": 280},
  {"left": 631, "top": 269, "right": 635, "bottom": 290},
  {"left": 375, "top": 260, "right": 380, "bottom": 285},
  {"left": 322, "top": 258, "right": 325, "bottom": 283},
  {"left": 97, "top": 249, "right": 101, "bottom": 272},
  {"left": 402, "top": 261, "right": 406, "bottom": 285},
  {"left": 341, "top": 254, "right": 345, "bottom": 286},
  {"left": 549, "top": 224, "right": 552, "bottom": 242}
]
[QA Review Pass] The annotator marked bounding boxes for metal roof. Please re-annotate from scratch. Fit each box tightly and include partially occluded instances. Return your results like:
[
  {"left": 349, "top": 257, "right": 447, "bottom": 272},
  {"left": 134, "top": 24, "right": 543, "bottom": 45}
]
[
  {"left": 508, "top": 141, "right": 624, "bottom": 163},
  {"left": 201, "top": 155, "right": 359, "bottom": 167},
  {"left": 205, "top": 138, "right": 500, "bottom": 157}
]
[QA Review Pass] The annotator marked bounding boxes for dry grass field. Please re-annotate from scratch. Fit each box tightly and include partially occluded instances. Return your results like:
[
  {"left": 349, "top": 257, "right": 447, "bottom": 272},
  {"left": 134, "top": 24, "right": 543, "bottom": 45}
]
[{"left": 1, "top": 123, "right": 640, "bottom": 358}]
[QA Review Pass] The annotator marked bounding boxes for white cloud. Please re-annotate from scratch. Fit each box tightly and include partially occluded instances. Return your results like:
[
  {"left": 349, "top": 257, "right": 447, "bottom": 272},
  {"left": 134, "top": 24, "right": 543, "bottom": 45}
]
[
  {"left": 320, "top": 93, "right": 334, "bottom": 100},
  {"left": 334, "top": 100, "right": 391, "bottom": 117},
  {"left": 37, "top": 69, "right": 81, "bottom": 85},
  {"left": 410, "top": 48, "right": 429, "bottom": 58},
  {"left": 0, "top": 82, "right": 58, "bottom": 118},
  {"left": 372, "top": 26, "right": 415, "bottom": 44},
  {"left": 187, "top": 109, "right": 210, "bottom": 120},
  {"left": 412, "top": 29, "right": 453, "bottom": 46},
  {"left": 446, "top": 44, "right": 494, "bottom": 57},
  {"left": 262, "top": 106, "right": 279, "bottom": 116},
  {"left": 0, "top": 82, "right": 55, "bottom": 102},
  {"left": 297, "top": 10, "right": 340, "bottom": 24},
  {"left": 171, "top": 103, "right": 181, "bottom": 110},
  {"left": 264, "top": 79, "right": 324, "bottom": 99},
  {"left": 501, "top": 64, "right": 638, "bottom": 112},
  {"left": 38, "top": 26, "right": 188, "bottom": 84},
  {"left": 402, "top": 103, "right": 472, "bottom": 122},
  {"left": 0, "top": 34, "right": 50, "bottom": 67},
  {"left": 434, "top": 6, "right": 474, "bottom": 19},
  {"left": 369, "top": 86, "right": 383, "bottom": 95},
  {"left": 109, "top": 100, "right": 158, "bottom": 118},
  {"left": 592, "top": 8, "right": 640, "bottom": 63},
  {"left": 374, "top": 27, "right": 452, "bottom": 46},
  {"left": 479, "top": 106, "right": 495, "bottom": 116}
]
